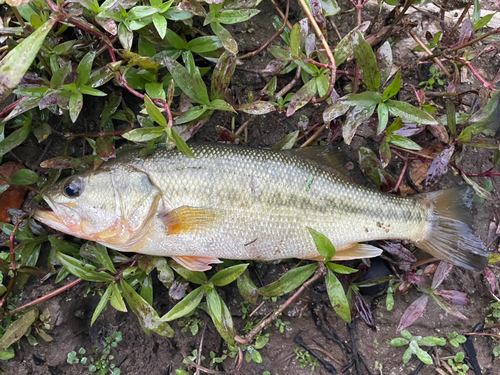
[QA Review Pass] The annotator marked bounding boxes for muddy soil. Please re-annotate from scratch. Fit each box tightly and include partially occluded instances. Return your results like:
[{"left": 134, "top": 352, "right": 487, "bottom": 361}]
[{"left": 1, "top": 0, "right": 500, "bottom": 374}]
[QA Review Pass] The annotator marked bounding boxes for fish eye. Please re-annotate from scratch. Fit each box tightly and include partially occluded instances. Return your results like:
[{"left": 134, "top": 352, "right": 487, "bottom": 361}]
[{"left": 62, "top": 178, "right": 83, "bottom": 198}]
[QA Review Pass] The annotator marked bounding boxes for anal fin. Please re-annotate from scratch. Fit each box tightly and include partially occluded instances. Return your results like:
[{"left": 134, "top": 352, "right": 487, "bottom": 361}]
[
  {"left": 172, "top": 256, "right": 223, "bottom": 271},
  {"left": 305, "top": 243, "right": 382, "bottom": 261},
  {"left": 161, "top": 206, "right": 224, "bottom": 235}
]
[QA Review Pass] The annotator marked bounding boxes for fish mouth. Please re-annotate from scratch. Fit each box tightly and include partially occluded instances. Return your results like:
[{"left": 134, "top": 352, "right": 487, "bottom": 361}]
[{"left": 34, "top": 207, "right": 74, "bottom": 235}]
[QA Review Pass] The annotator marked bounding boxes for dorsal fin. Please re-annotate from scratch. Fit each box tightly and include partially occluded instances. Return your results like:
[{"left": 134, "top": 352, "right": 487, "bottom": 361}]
[{"left": 290, "top": 147, "right": 352, "bottom": 182}]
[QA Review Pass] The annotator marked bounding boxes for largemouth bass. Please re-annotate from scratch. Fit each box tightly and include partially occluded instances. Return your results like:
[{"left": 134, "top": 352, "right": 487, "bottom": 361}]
[{"left": 35, "top": 144, "right": 489, "bottom": 271}]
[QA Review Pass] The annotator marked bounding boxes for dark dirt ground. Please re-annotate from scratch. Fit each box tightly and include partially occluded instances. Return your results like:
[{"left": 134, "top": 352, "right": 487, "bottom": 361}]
[{"left": 1, "top": 0, "right": 500, "bottom": 374}]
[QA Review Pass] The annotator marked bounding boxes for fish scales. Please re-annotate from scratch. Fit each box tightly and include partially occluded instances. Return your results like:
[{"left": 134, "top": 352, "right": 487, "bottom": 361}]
[
  {"left": 114, "top": 144, "right": 426, "bottom": 259},
  {"left": 35, "top": 143, "right": 489, "bottom": 271}
]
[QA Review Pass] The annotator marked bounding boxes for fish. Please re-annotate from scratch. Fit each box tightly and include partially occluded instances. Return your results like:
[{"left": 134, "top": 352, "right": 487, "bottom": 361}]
[{"left": 34, "top": 144, "right": 489, "bottom": 271}]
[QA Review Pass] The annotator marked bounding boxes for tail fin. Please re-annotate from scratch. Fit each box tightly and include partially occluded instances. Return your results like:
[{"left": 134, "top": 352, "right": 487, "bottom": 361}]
[{"left": 416, "top": 187, "right": 489, "bottom": 271}]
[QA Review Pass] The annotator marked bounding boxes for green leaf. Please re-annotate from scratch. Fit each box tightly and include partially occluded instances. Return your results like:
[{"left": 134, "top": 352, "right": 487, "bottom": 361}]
[
  {"left": 210, "top": 22, "right": 238, "bottom": 54},
  {"left": 342, "top": 105, "right": 376, "bottom": 145},
  {"left": 0, "top": 19, "right": 55, "bottom": 103},
  {"left": 326, "top": 262, "right": 358, "bottom": 274},
  {"left": 51, "top": 61, "right": 72, "bottom": 89},
  {"left": 49, "top": 237, "right": 80, "bottom": 256},
  {"left": 258, "top": 263, "right": 318, "bottom": 297},
  {"left": 238, "top": 101, "right": 276, "bottom": 115},
  {"left": 379, "top": 138, "right": 391, "bottom": 168},
  {"left": 342, "top": 92, "right": 383, "bottom": 107},
  {"left": 123, "top": 127, "right": 165, "bottom": 142},
  {"left": 144, "top": 95, "right": 168, "bottom": 127},
  {"left": 163, "top": 56, "right": 210, "bottom": 105},
  {"left": 326, "top": 269, "right": 351, "bottom": 323},
  {"left": 88, "top": 242, "right": 116, "bottom": 273},
  {"left": 383, "top": 70, "right": 401, "bottom": 99},
  {"left": 415, "top": 347, "right": 433, "bottom": 364},
  {"left": 210, "top": 264, "right": 248, "bottom": 287},
  {"left": 0, "top": 347, "right": 15, "bottom": 360},
  {"left": 211, "top": 51, "right": 237, "bottom": 100},
  {"left": 205, "top": 287, "right": 235, "bottom": 344},
  {"left": 321, "top": 0, "right": 341, "bottom": 16},
  {"left": 120, "top": 279, "right": 174, "bottom": 337},
  {"left": 323, "top": 100, "right": 350, "bottom": 122},
  {"left": 164, "top": 28, "right": 188, "bottom": 50},
  {"left": 286, "top": 77, "right": 317, "bottom": 117},
  {"left": 110, "top": 282, "right": 127, "bottom": 312},
  {"left": 91, "top": 283, "right": 112, "bottom": 326},
  {"left": 273, "top": 130, "right": 299, "bottom": 150},
  {"left": 334, "top": 22, "right": 369, "bottom": 66},
  {"left": 386, "top": 100, "right": 438, "bottom": 124},
  {"left": 0, "top": 120, "right": 31, "bottom": 158},
  {"left": 127, "top": 6, "right": 159, "bottom": 20},
  {"left": 169, "top": 127, "right": 194, "bottom": 158},
  {"left": 377, "top": 103, "right": 389, "bottom": 134},
  {"left": 446, "top": 100, "right": 456, "bottom": 137},
  {"left": 353, "top": 32, "right": 380, "bottom": 91},
  {"left": 187, "top": 36, "right": 222, "bottom": 53},
  {"left": 473, "top": 13, "right": 494, "bottom": 30},
  {"left": 10, "top": 169, "right": 38, "bottom": 185},
  {"left": 175, "top": 106, "right": 208, "bottom": 125},
  {"left": 376, "top": 41, "right": 393, "bottom": 84},
  {"left": 76, "top": 52, "right": 95, "bottom": 86},
  {"left": 216, "top": 9, "right": 260, "bottom": 24},
  {"left": 247, "top": 346, "right": 262, "bottom": 363},
  {"left": 69, "top": 91, "right": 83, "bottom": 123},
  {"left": 153, "top": 13, "right": 167, "bottom": 39},
  {"left": 138, "top": 255, "right": 174, "bottom": 283},
  {"left": 168, "top": 259, "right": 207, "bottom": 284},
  {"left": 140, "top": 273, "right": 153, "bottom": 305},
  {"left": 418, "top": 336, "right": 446, "bottom": 346},
  {"left": 79, "top": 85, "right": 107, "bottom": 97},
  {"left": 390, "top": 338, "right": 409, "bottom": 347},
  {"left": 389, "top": 135, "right": 422, "bottom": 150},
  {"left": 56, "top": 252, "right": 114, "bottom": 283},
  {"left": 307, "top": 227, "right": 335, "bottom": 261},
  {"left": 0, "top": 308, "right": 38, "bottom": 350},
  {"left": 163, "top": 286, "right": 204, "bottom": 321},
  {"left": 237, "top": 269, "right": 258, "bottom": 305},
  {"left": 290, "top": 22, "right": 302, "bottom": 57},
  {"left": 208, "top": 99, "right": 235, "bottom": 112}
]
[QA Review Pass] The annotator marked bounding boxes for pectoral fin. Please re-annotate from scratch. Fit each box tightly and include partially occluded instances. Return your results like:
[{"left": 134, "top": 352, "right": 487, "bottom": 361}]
[
  {"left": 161, "top": 206, "right": 224, "bottom": 235},
  {"left": 172, "top": 256, "right": 223, "bottom": 271}
]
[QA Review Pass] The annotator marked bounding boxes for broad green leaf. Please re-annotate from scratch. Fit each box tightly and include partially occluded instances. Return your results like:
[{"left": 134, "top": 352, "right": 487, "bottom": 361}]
[
  {"left": 122, "top": 127, "right": 165, "bottom": 142},
  {"left": 415, "top": 347, "right": 433, "bottom": 364},
  {"left": 386, "top": 100, "right": 438, "bottom": 124},
  {"left": 168, "top": 259, "right": 207, "bottom": 284},
  {"left": 210, "top": 264, "right": 248, "bottom": 287},
  {"left": 473, "top": 13, "right": 494, "bottom": 30},
  {"left": 383, "top": 70, "right": 401, "bottom": 99},
  {"left": 307, "top": 227, "right": 335, "bottom": 261},
  {"left": 258, "top": 263, "right": 318, "bottom": 297},
  {"left": 76, "top": 52, "right": 95, "bottom": 86},
  {"left": 238, "top": 101, "right": 276, "bottom": 115},
  {"left": 390, "top": 338, "right": 409, "bottom": 347},
  {"left": 211, "top": 51, "right": 237, "bottom": 100},
  {"left": 163, "top": 56, "right": 210, "bottom": 105},
  {"left": 205, "top": 287, "right": 235, "bottom": 344},
  {"left": 418, "top": 336, "right": 446, "bottom": 346},
  {"left": 286, "top": 77, "right": 317, "bottom": 117},
  {"left": 376, "top": 41, "right": 392, "bottom": 84},
  {"left": 353, "top": 32, "right": 380, "bottom": 92},
  {"left": 187, "top": 36, "right": 222, "bottom": 53},
  {"left": 290, "top": 22, "right": 302, "bottom": 57},
  {"left": 377, "top": 103, "right": 389, "bottom": 134},
  {"left": 163, "top": 286, "right": 204, "bottom": 321},
  {"left": 342, "top": 105, "right": 376, "bottom": 145},
  {"left": 110, "top": 282, "right": 127, "bottom": 312},
  {"left": 0, "top": 308, "right": 38, "bottom": 350},
  {"left": 91, "top": 283, "right": 112, "bottom": 326},
  {"left": 120, "top": 279, "right": 174, "bottom": 337},
  {"left": 56, "top": 252, "right": 114, "bottom": 283},
  {"left": 138, "top": 255, "right": 174, "bottom": 283},
  {"left": 127, "top": 6, "right": 159, "bottom": 20},
  {"left": 0, "top": 347, "right": 14, "bottom": 360},
  {"left": 144, "top": 95, "right": 168, "bottom": 127},
  {"left": 49, "top": 237, "right": 80, "bottom": 256},
  {"left": 326, "top": 269, "right": 351, "bottom": 322},
  {"left": 78, "top": 85, "right": 107, "bottom": 97},
  {"left": 326, "top": 262, "right": 357, "bottom": 274},
  {"left": 316, "top": 73, "right": 329, "bottom": 97},
  {"left": 10, "top": 169, "right": 38, "bottom": 185},
  {"left": 69, "top": 91, "right": 83, "bottom": 123},
  {"left": 389, "top": 135, "right": 422, "bottom": 150},
  {"left": 323, "top": 100, "right": 350, "bottom": 122},
  {"left": 216, "top": 9, "right": 260, "bottom": 24},
  {"left": 175, "top": 106, "right": 208, "bottom": 125},
  {"left": 153, "top": 13, "right": 167, "bottom": 39},
  {"left": 237, "top": 269, "right": 258, "bottom": 305},
  {"left": 0, "top": 19, "right": 55, "bottom": 103},
  {"left": 320, "top": 0, "right": 340, "bottom": 16},
  {"left": 118, "top": 22, "right": 133, "bottom": 51},
  {"left": 164, "top": 28, "right": 188, "bottom": 50},
  {"left": 208, "top": 99, "right": 235, "bottom": 112},
  {"left": 273, "top": 130, "right": 299, "bottom": 150},
  {"left": 334, "top": 22, "right": 370, "bottom": 66},
  {"left": 168, "top": 127, "right": 194, "bottom": 157},
  {"left": 140, "top": 273, "right": 154, "bottom": 305},
  {"left": 88, "top": 242, "right": 116, "bottom": 273},
  {"left": 0, "top": 121, "right": 31, "bottom": 158},
  {"left": 211, "top": 22, "right": 238, "bottom": 54},
  {"left": 342, "top": 92, "right": 382, "bottom": 107},
  {"left": 51, "top": 61, "right": 72, "bottom": 89},
  {"left": 246, "top": 346, "right": 262, "bottom": 363},
  {"left": 379, "top": 138, "right": 391, "bottom": 168}
]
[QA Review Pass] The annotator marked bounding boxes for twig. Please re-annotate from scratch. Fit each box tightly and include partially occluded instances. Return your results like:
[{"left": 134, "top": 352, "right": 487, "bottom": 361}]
[
  {"left": 195, "top": 324, "right": 207, "bottom": 375},
  {"left": 235, "top": 263, "right": 326, "bottom": 346},
  {"left": 270, "top": 0, "right": 293, "bottom": 31},
  {"left": 234, "top": 115, "right": 256, "bottom": 137},
  {"left": 239, "top": 0, "right": 289, "bottom": 60},
  {"left": 275, "top": 66, "right": 302, "bottom": 99},
  {"left": 409, "top": 30, "right": 451, "bottom": 78},
  {"left": 181, "top": 346, "right": 243, "bottom": 375},
  {"left": 300, "top": 124, "right": 328, "bottom": 148},
  {"left": 443, "top": 0, "right": 473, "bottom": 45},
  {"left": 448, "top": 27, "right": 500, "bottom": 52},
  {"left": 390, "top": 146, "right": 435, "bottom": 159},
  {"left": 454, "top": 56, "right": 498, "bottom": 91}
]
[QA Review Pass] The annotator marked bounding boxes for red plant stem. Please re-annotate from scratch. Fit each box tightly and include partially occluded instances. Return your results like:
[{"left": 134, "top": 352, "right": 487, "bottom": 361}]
[
  {"left": 0, "top": 221, "right": 23, "bottom": 308},
  {"left": 0, "top": 97, "right": 28, "bottom": 118},
  {"left": 7, "top": 278, "right": 83, "bottom": 316},
  {"left": 297, "top": 122, "right": 322, "bottom": 141},
  {"left": 454, "top": 57, "right": 497, "bottom": 91},
  {"left": 44, "top": 0, "right": 59, "bottom": 12},
  {"left": 390, "top": 146, "right": 435, "bottom": 160},
  {"left": 451, "top": 165, "right": 500, "bottom": 178},
  {"left": 448, "top": 27, "right": 500, "bottom": 52}
]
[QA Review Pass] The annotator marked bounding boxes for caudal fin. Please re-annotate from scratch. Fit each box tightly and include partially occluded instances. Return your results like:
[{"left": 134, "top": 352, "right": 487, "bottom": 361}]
[{"left": 416, "top": 187, "right": 489, "bottom": 271}]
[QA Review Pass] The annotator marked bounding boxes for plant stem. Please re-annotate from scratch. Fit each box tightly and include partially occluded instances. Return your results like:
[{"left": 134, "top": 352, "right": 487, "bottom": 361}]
[
  {"left": 235, "top": 262, "right": 326, "bottom": 346},
  {"left": 443, "top": 0, "right": 473, "bottom": 45},
  {"left": 409, "top": 30, "right": 451, "bottom": 78}
]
